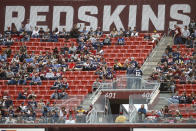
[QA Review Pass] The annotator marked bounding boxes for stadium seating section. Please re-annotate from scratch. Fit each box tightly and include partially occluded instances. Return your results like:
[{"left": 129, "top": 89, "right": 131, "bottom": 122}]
[{"left": 0, "top": 33, "right": 158, "bottom": 112}]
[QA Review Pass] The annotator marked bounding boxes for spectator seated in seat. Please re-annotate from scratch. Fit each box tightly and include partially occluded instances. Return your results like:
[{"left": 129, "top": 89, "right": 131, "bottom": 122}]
[
  {"left": 28, "top": 97, "right": 37, "bottom": 110},
  {"left": 168, "top": 92, "right": 180, "bottom": 104},
  {"left": 49, "top": 31, "right": 58, "bottom": 42},
  {"left": 5, "top": 96, "right": 13, "bottom": 109},
  {"left": 117, "top": 35, "right": 125, "bottom": 45},
  {"left": 145, "top": 110, "right": 160, "bottom": 123},
  {"left": 27, "top": 91, "right": 37, "bottom": 99},
  {"left": 3, "top": 35, "right": 14, "bottom": 46},
  {"left": 30, "top": 74, "right": 42, "bottom": 85},
  {"left": 18, "top": 88, "right": 29, "bottom": 99},
  {"left": 163, "top": 105, "right": 172, "bottom": 117},
  {"left": 131, "top": 27, "right": 139, "bottom": 37},
  {"left": 45, "top": 69, "right": 56, "bottom": 80},
  {"left": 103, "top": 35, "right": 111, "bottom": 45},
  {"left": 20, "top": 32, "right": 30, "bottom": 42},
  {"left": 151, "top": 30, "right": 160, "bottom": 43},
  {"left": 41, "top": 30, "right": 50, "bottom": 42},
  {"left": 110, "top": 28, "right": 118, "bottom": 37},
  {"left": 18, "top": 75, "right": 27, "bottom": 85},
  {"left": 113, "top": 59, "right": 124, "bottom": 70},
  {"left": 138, "top": 104, "right": 147, "bottom": 122},
  {"left": 0, "top": 52, "right": 7, "bottom": 62},
  {"left": 50, "top": 90, "right": 60, "bottom": 100},
  {"left": 7, "top": 77, "right": 18, "bottom": 85},
  {"left": 144, "top": 34, "right": 152, "bottom": 41},
  {"left": 58, "top": 88, "right": 68, "bottom": 99},
  {"left": 105, "top": 67, "right": 115, "bottom": 80},
  {"left": 69, "top": 43, "right": 77, "bottom": 54},
  {"left": 174, "top": 110, "right": 182, "bottom": 121},
  {"left": 31, "top": 26, "right": 39, "bottom": 38},
  {"left": 37, "top": 99, "right": 45, "bottom": 110},
  {"left": 76, "top": 106, "right": 86, "bottom": 123},
  {"left": 38, "top": 27, "right": 45, "bottom": 38},
  {"left": 51, "top": 78, "right": 69, "bottom": 90}
]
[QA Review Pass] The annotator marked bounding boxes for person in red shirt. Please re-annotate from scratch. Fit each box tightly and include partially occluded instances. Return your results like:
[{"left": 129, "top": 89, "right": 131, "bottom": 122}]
[
  {"left": 174, "top": 25, "right": 183, "bottom": 45},
  {"left": 192, "top": 97, "right": 196, "bottom": 105},
  {"left": 146, "top": 110, "right": 160, "bottom": 123}
]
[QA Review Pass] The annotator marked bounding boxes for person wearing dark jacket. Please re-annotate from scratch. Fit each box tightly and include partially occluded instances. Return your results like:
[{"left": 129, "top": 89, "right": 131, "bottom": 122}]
[
  {"left": 126, "top": 64, "right": 135, "bottom": 89},
  {"left": 5, "top": 96, "right": 13, "bottom": 108}
]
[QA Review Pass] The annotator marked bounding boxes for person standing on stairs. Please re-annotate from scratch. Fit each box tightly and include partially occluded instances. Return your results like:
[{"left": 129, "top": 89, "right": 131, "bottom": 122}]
[
  {"left": 126, "top": 64, "right": 135, "bottom": 89},
  {"left": 133, "top": 66, "right": 143, "bottom": 89},
  {"left": 129, "top": 57, "right": 138, "bottom": 68}
]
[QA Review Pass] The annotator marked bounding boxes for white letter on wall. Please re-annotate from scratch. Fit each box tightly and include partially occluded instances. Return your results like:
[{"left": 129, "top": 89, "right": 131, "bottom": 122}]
[
  {"left": 78, "top": 6, "right": 98, "bottom": 31},
  {"left": 128, "top": 5, "right": 137, "bottom": 29},
  {"left": 102, "top": 5, "right": 126, "bottom": 31},
  {"left": 30, "top": 6, "right": 49, "bottom": 30},
  {"left": 4, "top": 6, "right": 25, "bottom": 31},
  {"left": 141, "top": 5, "right": 165, "bottom": 31},
  {"left": 169, "top": 4, "right": 191, "bottom": 28},
  {"left": 53, "top": 6, "right": 74, "bottom": 31}
]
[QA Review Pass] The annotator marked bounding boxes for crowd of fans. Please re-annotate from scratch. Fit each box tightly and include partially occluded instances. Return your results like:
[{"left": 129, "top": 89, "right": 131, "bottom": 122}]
[
  {"left": 150, "top": 43, "right": 196, "bottom": 93},
  {"left": 1, "top": 18, "right": 194, "bottom": 124},
  {"left": 169, "top": 19, "right": 196, "bottom": 47},
  {"left": 137, "top": 104, "right": 196, "bottom": 123},
  {"left": 0, "top": 90, "right": 91, "bottom": 124},
  {"left": 142, "top": 20, "right": 196, "bottom": 124},
  {"left": 0, "top": 17, "right": 151, "bottom": 123}
]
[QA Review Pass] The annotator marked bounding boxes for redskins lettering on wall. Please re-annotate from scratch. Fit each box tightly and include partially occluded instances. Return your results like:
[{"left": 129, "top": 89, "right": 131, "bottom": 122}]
[{"left": 0, "top": 0, "right": 195, "bottom": 33}]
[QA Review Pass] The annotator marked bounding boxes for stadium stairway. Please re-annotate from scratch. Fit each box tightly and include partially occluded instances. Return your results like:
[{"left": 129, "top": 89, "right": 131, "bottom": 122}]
[
  {"left": 141, "top": 36, "right": 173, "bottom": 79},
  {"left": 141, "top": 36, "right": 175, "bottom": 110}
]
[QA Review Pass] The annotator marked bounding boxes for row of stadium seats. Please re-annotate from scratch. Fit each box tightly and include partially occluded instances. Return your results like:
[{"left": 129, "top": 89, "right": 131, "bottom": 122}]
[
  {"left": 176, "top": 84, "right": 196, "bottom": 90},
  {"left": 177, "top": 83, "right": 196, "bottom": 94},
  {"left": 1, "top": 89, "right": 88, "bottom": 96},
  {"left": 12, "top": 40, "right": 149, "bottom": 46}
]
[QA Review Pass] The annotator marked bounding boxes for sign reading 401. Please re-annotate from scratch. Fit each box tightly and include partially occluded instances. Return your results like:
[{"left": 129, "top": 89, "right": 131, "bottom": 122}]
[{"left": 105, "top": 92, "right": 116, "bottom": 99}]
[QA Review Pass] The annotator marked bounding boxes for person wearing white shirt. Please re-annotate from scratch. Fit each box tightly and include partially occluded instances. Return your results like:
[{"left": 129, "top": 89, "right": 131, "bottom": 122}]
[
  {"left": 32, "top": 26, "right": 39, "bottom": 38},
  {"left": 182, "top": 26, "right": 190, "bottom": 44},
  {"left": 131, "top": 27, "right": 139, "bottom": 37},
  {"left": 11, "top": 56, "right": 20, "bottom": 63},
  {"left": 89, "top": 36, "right": 97, "bottom": 44},
  {"left": 45, "top": 69, "right": 55, "bottom": 80},
  {"left": 151, "top": 31, "right": 160, "bottom": 43},
  {"left": 5, "top": 116, "right": 16, "bottom": 124},
  {"left": 25, "top": 19, "right": 32, "bottom": 35},
  {"left": 69, "top": 43, "right": 77, "bottom": 54}
]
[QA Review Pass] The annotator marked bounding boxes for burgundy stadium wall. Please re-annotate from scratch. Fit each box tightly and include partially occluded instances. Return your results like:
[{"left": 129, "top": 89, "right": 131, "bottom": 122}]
[{"left": 0, "top": 0, "right": 195, "bottom": 33}]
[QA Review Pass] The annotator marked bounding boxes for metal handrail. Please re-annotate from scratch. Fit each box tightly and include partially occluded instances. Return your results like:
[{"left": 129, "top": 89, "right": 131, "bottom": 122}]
[
  {"left": 89, "top": 76, "right": 160, "bottom": 106},
  {"left": 86, "top": 107, "right": 96, "bottom": 123},
  {"left": 129, "top": 105, "right": 137, "bottom": 123}
]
